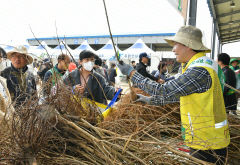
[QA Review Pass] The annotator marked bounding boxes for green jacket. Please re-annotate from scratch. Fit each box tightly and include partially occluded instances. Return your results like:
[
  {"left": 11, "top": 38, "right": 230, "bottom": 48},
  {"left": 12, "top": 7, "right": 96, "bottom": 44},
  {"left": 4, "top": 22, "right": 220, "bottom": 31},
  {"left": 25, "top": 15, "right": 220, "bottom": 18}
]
[
  {"left": 44, "top": 65, "right": 65, "bottom": 86},
  {"left": 49, "top": 66, "right": 63, "bottom": 86}
]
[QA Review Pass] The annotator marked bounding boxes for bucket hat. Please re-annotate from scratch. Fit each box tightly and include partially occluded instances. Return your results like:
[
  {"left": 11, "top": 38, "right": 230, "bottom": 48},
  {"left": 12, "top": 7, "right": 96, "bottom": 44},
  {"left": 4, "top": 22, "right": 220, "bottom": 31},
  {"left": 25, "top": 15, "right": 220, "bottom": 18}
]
[
  {"left": 164, "top": 25, "right": 211, "bottom": 53},
  {"left": 230, "top": 58, "right": 239, "bottom": 65},
  {"left": 7, "top": 45, "right": 33, "bottom": 65}
]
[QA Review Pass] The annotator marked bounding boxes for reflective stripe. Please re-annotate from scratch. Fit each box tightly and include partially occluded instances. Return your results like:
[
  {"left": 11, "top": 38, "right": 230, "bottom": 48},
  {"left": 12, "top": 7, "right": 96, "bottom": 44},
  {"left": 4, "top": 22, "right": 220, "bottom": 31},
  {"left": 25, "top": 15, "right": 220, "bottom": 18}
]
[
  {"left": 215, "top": 120, "right": 227, "bottom": 129},
  {"left": 188, "top": 112, "right": 194, "bottom": 137}
]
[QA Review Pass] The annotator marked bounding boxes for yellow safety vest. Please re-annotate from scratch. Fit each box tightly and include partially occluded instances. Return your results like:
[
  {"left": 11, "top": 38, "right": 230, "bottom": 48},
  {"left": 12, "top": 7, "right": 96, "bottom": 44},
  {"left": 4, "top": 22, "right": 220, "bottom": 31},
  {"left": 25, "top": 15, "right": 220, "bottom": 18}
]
[{"left": 181, "top": 52, "right": 230, "bottom": 150}]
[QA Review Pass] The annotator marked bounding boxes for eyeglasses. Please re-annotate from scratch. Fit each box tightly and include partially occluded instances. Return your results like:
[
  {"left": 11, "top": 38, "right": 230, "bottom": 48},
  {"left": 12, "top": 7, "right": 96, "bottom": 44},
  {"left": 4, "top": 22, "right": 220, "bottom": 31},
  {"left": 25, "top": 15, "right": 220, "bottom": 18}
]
[{"left": 12, "top": 54, "right": 25, "bottom": 59}]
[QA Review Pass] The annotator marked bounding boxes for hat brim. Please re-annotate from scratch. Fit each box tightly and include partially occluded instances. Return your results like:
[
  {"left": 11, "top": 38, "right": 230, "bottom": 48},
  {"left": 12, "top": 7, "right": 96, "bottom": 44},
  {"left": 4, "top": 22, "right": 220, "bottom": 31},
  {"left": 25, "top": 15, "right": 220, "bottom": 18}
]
[
  {"left": 164, "top": 37, "right": 211, "bottom": 53},
  {"left": 7, "top": 51, "right": 33, "bottom": 65},
  {"left": 143, "top": 56, "right": 150, "bottom": 59},
  {"left": 230, "top": 59, "right": 240, "bottom": 64}
]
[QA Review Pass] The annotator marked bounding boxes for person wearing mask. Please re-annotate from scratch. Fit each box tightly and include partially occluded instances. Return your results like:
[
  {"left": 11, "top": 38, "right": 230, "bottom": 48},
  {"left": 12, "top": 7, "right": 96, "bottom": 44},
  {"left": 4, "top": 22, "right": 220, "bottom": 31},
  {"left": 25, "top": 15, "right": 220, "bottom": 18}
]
[
  {"left": 0, "top": 45, "right": 37, "bottom": 107},
  {"left": 43, "top": 54, "right": 70, "bottom": 94},
  {"left": 108, "top": 63, "right": 117, "bottom": 86},
  {"left": 63, "top": 50, "right": 119, "bottom": 105},
  {"left": 117, "top": 25, "right": 230, "bottom": 164},
  {"left": 218, "top": 53, "right": 237, "bottom": 115},
  {"left": 136, "top": 52, "right": 159, "bottom": 82}
]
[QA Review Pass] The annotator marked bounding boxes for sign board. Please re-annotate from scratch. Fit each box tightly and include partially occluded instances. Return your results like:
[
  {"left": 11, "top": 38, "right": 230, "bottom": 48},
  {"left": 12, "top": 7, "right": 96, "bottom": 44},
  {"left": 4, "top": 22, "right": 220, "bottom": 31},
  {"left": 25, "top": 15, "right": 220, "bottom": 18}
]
[{"left": 167, "top": 0, "right": 188, "bottom": 21}]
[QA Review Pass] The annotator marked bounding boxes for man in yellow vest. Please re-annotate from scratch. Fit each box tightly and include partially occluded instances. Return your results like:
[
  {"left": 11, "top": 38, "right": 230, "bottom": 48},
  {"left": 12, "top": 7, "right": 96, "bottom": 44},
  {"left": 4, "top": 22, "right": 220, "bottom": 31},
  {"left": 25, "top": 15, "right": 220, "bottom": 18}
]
[{"left": 117, "top": 25, "right": 230, "bottom": 164}]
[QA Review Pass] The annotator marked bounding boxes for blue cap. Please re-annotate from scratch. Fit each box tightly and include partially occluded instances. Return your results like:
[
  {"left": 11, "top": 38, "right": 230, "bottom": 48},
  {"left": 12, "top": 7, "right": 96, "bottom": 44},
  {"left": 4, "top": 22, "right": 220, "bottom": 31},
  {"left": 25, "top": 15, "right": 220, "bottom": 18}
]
[{"left": 139, "top": 52, "right": 150, "bottom": 59}]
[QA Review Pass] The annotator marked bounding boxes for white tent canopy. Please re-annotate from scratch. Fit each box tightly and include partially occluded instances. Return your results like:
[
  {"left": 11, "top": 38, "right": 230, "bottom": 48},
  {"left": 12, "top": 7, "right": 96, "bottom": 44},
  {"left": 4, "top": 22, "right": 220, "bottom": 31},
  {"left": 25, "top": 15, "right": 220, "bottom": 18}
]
[
  {"left": 96, "top": 40, "right": 122, "bottom": 61},
  {"left": 73, "top": 40, "right": 96, "bottom": 59},
  {"left": 52, "top": 42, "right": 73, "bottom": 58},
  {"left": 3, "top": 45, "right": 15, "bottom": 52},
  {"left": 30, "top": 41, "right": 54, "bottom": 59},
  {"left": 121, "top": 39, "right": 155, "bottom": 60}
]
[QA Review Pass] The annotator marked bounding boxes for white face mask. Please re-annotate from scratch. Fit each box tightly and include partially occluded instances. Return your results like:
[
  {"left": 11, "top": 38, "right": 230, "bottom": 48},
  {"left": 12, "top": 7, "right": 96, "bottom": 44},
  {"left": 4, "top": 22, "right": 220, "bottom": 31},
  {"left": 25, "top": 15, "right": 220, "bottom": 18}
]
[{"left": 82, "top": 61, "right": 94, "bottom": 71}]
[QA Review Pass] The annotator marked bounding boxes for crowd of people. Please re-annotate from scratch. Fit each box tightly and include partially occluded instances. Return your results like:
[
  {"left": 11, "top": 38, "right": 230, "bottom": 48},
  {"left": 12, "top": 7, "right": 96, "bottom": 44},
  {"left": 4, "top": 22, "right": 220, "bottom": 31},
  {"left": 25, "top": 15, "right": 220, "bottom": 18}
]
[{"left": 0, "top": 25, "right": 239, "bottom": 164}]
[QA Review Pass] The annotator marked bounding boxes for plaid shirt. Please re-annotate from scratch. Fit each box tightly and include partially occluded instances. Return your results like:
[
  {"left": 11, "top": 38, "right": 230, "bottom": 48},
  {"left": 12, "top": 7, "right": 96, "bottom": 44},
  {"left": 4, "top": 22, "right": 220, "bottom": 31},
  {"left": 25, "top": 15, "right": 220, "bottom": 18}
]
[{"left": 131, "top": 66, "right": 212, "bottom": 105}]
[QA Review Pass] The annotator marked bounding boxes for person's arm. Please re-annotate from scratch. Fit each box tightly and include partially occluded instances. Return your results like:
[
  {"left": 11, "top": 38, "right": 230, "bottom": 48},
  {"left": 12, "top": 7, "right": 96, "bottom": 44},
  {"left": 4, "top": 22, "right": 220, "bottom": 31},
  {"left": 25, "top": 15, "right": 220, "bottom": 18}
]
[
  {"left": 137, "top": 67, "right": 157, "bottom": 81},
  {"left": 223, "top": 70, "right": 229, "bottom": 95},
  {"left": 42, "top": 70, "right": 53, "bottom": 95},
  {"left": 223, "top": 69, "right": 236, "bottom": 95},
  {"left": 131, "top": 67, "right": 212, "bottom": 106},
  {"left": 98, "top": 75, "right": 116, "bottom": 100},
  {"left": 154, "top": 70, "right": 159, "bottom": 78},
  {"left": 0, "top": 68, "right": 8, "bottom": 79},
  {"left": 145, "top": 70, "right": 158, "bottom": 81},
  {"left": 165, "top": 77, "right": 175, "bottom": 82},
  {"left": 32, "top": 75, "right": 38, "bottom": 99},
  {"left": 32, "top": 76, "right": 37, "bottom": 91},
  {"left": 43, "top": 70, "right": 52, "bottom": 83}
]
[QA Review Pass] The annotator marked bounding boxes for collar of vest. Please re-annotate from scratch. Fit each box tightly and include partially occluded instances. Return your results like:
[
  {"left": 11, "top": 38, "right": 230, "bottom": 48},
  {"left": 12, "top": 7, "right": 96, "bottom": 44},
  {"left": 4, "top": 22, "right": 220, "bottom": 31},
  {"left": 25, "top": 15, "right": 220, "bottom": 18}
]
[
  {"left": 182, "top": 52, "right": 205, "bottom": 73},
  {"left": 54, "top": 64, "right": 65, "bottom": 75}
]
